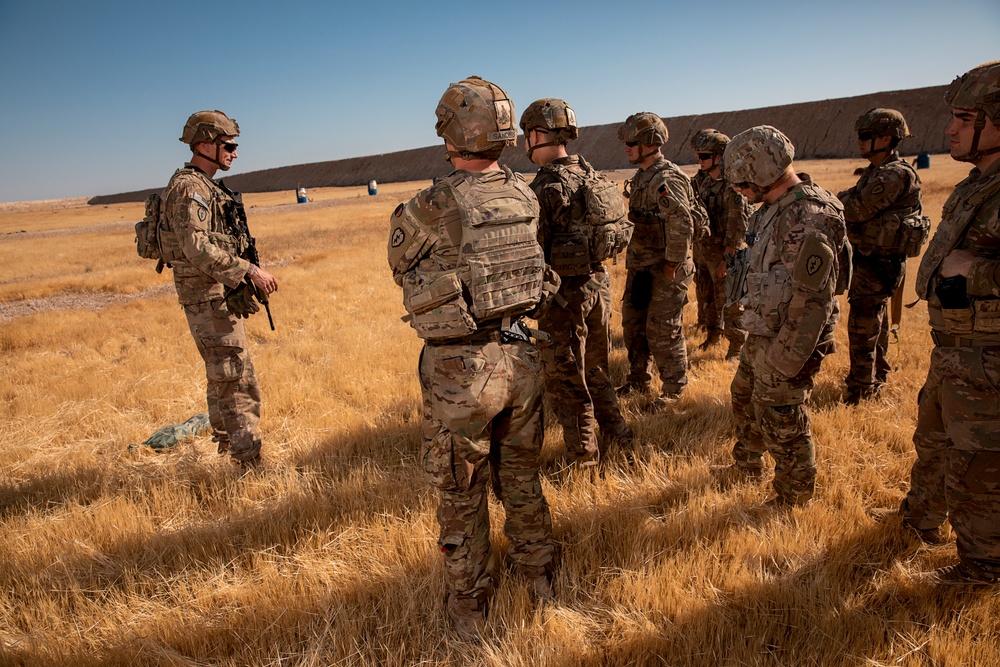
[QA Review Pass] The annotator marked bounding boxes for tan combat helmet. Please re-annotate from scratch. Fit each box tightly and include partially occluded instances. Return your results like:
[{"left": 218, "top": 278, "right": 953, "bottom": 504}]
[
  {"left": 619, "top": 112, "right": 668, "bottom": 163},
  {"left": 944, "top": 60, "right": 1000, "bottom": 162},
  {"left": 519, "top": 98, "right": 578, "bottom": 160},
  {"left": 723, "top": 125, "right": 795, "bottom": 201},
  {"left": 435, "top": 76, "right": 517, "bottom": 161},
  {"left": 690, "top": 128, "right": 730, "bottom": 156},
  {"left": 855, "top": 108, "right": 910, "bottom": 158},
  {"left": 180, "top": 110, "right": 240, "bottom": 146}
]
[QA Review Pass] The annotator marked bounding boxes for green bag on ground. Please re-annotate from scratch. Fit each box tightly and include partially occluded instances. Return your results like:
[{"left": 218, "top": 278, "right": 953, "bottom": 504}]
[{"left": 128, "top": 413, "right": 211, "bottom": 452}]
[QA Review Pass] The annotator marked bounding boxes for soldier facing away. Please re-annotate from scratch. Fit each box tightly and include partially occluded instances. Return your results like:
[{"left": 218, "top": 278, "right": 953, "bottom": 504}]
[
  {"left": 617, "top": 112, "right": 701, "bottom": 410},
  {"left": 723, "top": 126, "right": 849, "bottom": 506},
  {"left": 903, "top": 61, "right": 1000, "bottom": 584},
  {"left": 690, "top": 129, "right": 751, "bottom": 360},
  {"left": 158, "top": 110, "right": 277, "bottom": 468},
  {"left": 387, "top": 77, "right": 558, "bottom": 638},
  {"left": 838, "top": 109, "right": 925, "bottom": 404},
  {"left": 519, "top": 98, "right": 632, "bottom": 468}
]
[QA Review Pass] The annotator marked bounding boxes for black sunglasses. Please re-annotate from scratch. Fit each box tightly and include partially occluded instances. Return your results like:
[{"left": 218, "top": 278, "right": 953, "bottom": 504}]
[
  {"left": 857, "top": 131, "right": 875, "bottom": 141},
  {"left": 219, "top": 141, "right": 238, "bottom": 152},
  {"left": 697, "top": 152, "right": 715, "bottom": 160},
  {"left": 625, "top": 141, "right": 639, "bottom": 148},
  {"left": 734, "top": 181, "right": 751, "bottom": 190}
]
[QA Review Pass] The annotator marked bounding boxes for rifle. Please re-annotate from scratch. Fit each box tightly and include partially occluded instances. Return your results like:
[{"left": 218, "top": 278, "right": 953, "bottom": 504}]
[{"left": 219, "top": 182, "right": 275, "bottom": 330}]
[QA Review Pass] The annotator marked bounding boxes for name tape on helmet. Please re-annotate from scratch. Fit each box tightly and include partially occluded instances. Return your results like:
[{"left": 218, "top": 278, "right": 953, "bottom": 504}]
[{"left": 488, "top": 130, "right": 517, "bottom": 142}]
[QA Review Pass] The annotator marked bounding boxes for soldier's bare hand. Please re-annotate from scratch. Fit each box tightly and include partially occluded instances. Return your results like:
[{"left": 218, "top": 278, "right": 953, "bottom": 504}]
[
  {"left": 940, "top": 249, "right": 976, "bottom": 278},
  {"left": 715, "top": 259, "right": 728, "bottom": 280},
  {"left": 662, "top": 263, "right": 676, "bottom": 281},
  {"left": 248, "top": 265, "right": 278, "bottom": 295}
]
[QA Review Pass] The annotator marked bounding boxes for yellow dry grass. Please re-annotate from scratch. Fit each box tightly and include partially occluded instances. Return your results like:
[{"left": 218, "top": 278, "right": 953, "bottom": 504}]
[{"left": 2, "top": 156, "right": 997, "bottom": 667}]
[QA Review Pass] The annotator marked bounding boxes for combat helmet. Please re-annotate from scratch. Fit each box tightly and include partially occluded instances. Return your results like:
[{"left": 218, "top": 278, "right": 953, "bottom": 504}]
[
  {"left": 690, "top": 129, "right": 730, "bottom": 156},
  {"left": 944, "top": 60, "right": 1000, "bottom": 162},
  {"left": 723, "top": 125, "right": 795, "bottom": 201},
  {"left": 435, "top": 76, "right": 517, "bottom": 161},
  {"left": 519, "top": 98, "right": 578, "bottom": 161},
  {"left": 854, "top": 108, "right": 910, "bottom": 158},
  {"left": 619, "top": 112, "right": 668, "bottom": 164},
  {"left": 180, "top": 110, "right": 239, "bottom": 146}
]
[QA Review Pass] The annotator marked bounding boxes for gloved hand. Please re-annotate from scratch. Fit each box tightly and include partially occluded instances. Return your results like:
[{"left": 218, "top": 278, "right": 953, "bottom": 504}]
[{"left": 226, "top": 283, "right": 260, "bottom": 319}]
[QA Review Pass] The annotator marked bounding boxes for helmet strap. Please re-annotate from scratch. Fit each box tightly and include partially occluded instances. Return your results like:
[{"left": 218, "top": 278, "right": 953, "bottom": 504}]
[
  {"left": 194, "top": 143, "right": 227, "bottom": 170},
  {"left": 957, "top": 110, "right": 1000, "bottom": 162},
  {"left": 526, "top": 133, "right": 558, "bottom": 162}
]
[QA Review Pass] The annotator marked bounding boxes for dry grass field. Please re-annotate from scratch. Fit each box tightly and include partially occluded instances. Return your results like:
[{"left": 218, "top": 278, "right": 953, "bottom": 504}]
[{"left": 2, "top": 156, "right": 998, "bottom": 667}]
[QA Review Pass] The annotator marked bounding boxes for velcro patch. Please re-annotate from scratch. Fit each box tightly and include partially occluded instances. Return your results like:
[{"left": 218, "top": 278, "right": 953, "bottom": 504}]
[
  {"left": 394, "top": 203, "right": 404, "bottom": 217},
  {"left": 792, "top": 234, "right": 835, "bottom": 292}
]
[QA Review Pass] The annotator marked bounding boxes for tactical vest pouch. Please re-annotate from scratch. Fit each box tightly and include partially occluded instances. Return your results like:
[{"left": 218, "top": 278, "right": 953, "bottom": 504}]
[
  {"left": 974, "top": 299, "right": 1000, "bottom": 334},
  {"left": 207, "top": 231, "right": 239, "bottom": 257},
  {"left": 550, "top": 230, "right": 591, "bottom": 276},
  {"left": 900, "top": 215, "right": 932, "bottom": 258},
  {"left": 135, "top": 193, "right": 162, "bottom": 261},
  {"left": 942, "top": 307, "right": 975, "bottom": 335},
  {"left": 725, "top": 247, "right": 749, "bottom": 306},
  {"left": 403, "top": 271, "right": 477, "bottom": 341},
  {"left": 835, "top": 241, "right": 853, "bottom": 296}
]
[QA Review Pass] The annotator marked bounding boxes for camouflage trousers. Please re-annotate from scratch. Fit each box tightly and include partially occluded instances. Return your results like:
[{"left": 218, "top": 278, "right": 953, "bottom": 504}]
[
  {"left": 694, "top": 241, "right": 746, "bottom": 347},
  {"left": 418, "top": 338, "right": 556, "bottom": 606},
  {"left": 537, "top": 271, "right": 627, "bottom": 464},
  {"left": 907, "top": 345, "right": 1000, "bottom": 576},
  {"left": 730, "top": 330, "right": 835, "bottom": 504},
  {"left": 621, "top": 262, "right": 694, "bottom": 396},
  {"left": 846, "top": 252, "right": 905, "bottom": 391},
  {"left": 182, "top": 297, "right": 262, "bottom": 462}
]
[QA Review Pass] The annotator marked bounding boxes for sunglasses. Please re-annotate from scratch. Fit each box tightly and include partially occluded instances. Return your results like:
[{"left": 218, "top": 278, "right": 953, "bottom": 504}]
[
  {"left": 734, "top": 182, "right": 751, "bottom": 190},
  {"left": 857, "top": 131, "right": 875, "bottom": 141},
  {"left": 625, "top": 141, "right": 639, "bottom": 148},
  {"left": 219, "top": 141, "right": 238, "bottom": 152},
  {"left": 697, "top": 152, "right": 715, "bottom": 160}
]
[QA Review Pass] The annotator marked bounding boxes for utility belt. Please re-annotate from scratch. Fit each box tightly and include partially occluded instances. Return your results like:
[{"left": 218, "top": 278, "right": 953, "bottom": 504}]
[
  {"left": 931, "top": 330, "right": 1000, "bottom": 349},
  {"left": 423, "top": 318, "right": 551, "bottom": 347}
]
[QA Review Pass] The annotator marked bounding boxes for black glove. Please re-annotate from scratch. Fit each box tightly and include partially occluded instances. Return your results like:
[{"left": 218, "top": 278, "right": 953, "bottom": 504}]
[
  {"left": 935, "top": 275, "right": 970, "bottom": 309},
  {"left": 629, "top": 270, "right": 654, "bottom": 309},
  {"left": 226, "top": 282, "right": 260, "bottom": 319}
]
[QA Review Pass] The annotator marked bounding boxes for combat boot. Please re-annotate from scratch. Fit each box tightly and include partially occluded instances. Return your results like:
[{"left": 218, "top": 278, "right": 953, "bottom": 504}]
[
  {"left": 650, "top": 392, "right": 681, "bottom": 412},
  {"left": 446, "top": 593, "right": 490, "bottom": 641},
  {"left": 697, "top": 330, "right": 723, "bottom": 351},
  {"left": 616, "top": 381, "right": 649, "bottom": 397},
  {"left": 520, "top": 564, "right": 556, "bottom": 602},
  {"left": 212, "top": 430, "right": 231, "bottom": 455},
  {"left": 869, "top": 507, "right": 948, "bottom": 545},
  {"left": 914, "top": 562, "right": 999, "bottom": 586}
]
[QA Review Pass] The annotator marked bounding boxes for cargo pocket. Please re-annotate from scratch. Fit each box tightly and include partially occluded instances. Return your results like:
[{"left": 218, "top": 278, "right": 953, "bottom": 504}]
[
  {"left": 421, "top": 425, "right": 459, "bottom": 490},
  {"left": 204, "top": 333, "right": 245, "bottom": 382}
]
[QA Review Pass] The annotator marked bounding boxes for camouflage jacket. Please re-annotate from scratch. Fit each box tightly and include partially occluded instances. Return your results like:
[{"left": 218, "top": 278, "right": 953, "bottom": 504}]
[
  {"left": 623, "top": 156, "right": 696, "bottom": 270},
  {"left": 160, "top": 164, "right": 250, "bottom": 305},
  {"left": 837, "top": 151, "right": 922, "bottom": 254},
  {"left": 743, "top": 174, "right": 847, "bottom": 377},
  {"left": 692, "top": 169, "right": 751, "bottom": 251},
  {"left": 916, "top": 158, "right": 1000, "bottom": 339}
]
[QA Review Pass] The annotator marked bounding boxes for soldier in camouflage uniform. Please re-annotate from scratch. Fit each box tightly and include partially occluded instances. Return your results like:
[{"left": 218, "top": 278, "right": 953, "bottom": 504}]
[
  {"left": 159, "top": 110, "right": 277, "bottom": 467},
  {"left": 722, "top": 126, "right": 849, "bottom": 506},
  {"left": 387, "top": 77, "right": 558, "bottom": 637},
  {"left": 519, "top": 98, "right": 631, "bottom": 467},
  {"left": 690, "top": 129, "right": 750, "bottom": 359},
  {"left": 618, "top": 112, "right": 700, "bottom": 410},
  {"left": 838, "top": 109, "right": 924, "bottom": 404},
  {"left": 903, "top": 62, "right": 1000, "bottom": 584}
]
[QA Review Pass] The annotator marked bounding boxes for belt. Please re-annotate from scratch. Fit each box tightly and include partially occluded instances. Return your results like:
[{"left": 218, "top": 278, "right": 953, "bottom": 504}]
[{"left": 931, "top": 331, "right": 1000, "bottom": 348}]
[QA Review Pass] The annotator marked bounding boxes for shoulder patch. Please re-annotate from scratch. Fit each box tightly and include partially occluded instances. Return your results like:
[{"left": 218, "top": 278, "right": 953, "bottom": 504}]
[
  {"left": 393, "top": 203, "right": 404, "bottom": 217},
  {"left": 871, "top": 183, "right": 885, "bottom": 195},
  {"left": 792, "top": 234, "right": 835, "bottom": 292},
  {"left": 658, "top": 184, "right": 667, "bottom": 195}
]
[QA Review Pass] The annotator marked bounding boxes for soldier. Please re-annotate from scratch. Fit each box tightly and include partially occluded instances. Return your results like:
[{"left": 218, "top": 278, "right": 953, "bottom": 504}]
[
  {"left": 904, "top": 61, "right": 1000, "bottom": 584},
  {"left": 387, "top": 77, "right": 558, "bottom": 637},
  {"left": 722, "top": 126, "right": 849, "bottom": 506},
  {"left": 519, "top": 98, "right": 631, "bottom": 467},
  {"left": 158, "top": 110, "right": 277, "bottom": 468},
  {"left": 617, "top": 112, "right": 699, "bottom": 410},
  {"left": 838, "top": 109, "right": 924, "bottom": 404},
  {"left": 690, "top": 129, "right": 750, "bottom": 360}
]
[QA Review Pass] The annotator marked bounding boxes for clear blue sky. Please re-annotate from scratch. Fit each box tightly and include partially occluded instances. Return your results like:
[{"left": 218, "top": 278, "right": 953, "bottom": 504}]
[{"left": 1, "top": 0, "right": 998, "bottom": 202}]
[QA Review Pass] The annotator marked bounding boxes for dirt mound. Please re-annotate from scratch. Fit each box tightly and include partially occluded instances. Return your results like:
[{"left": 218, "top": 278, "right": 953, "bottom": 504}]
[{"left": 90, "top": 85, "right": 950, "bottom": 205}]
